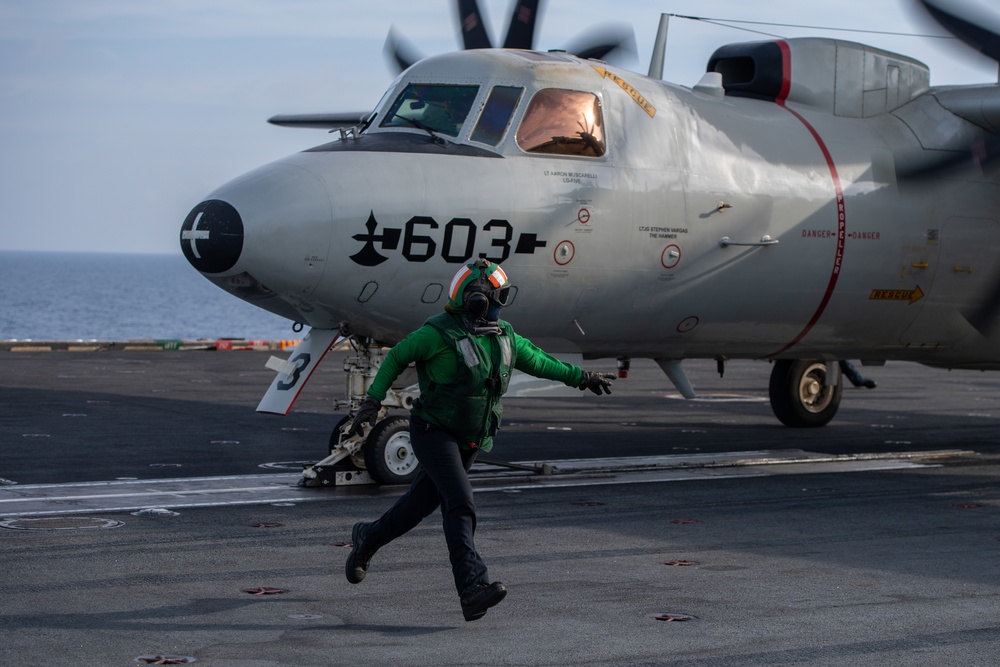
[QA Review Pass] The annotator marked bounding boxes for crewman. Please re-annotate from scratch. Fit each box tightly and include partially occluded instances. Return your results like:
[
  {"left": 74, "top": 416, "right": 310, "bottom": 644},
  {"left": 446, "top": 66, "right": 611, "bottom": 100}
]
[{"left": 345, "top": 257, "right": 613, "bottom": 621}]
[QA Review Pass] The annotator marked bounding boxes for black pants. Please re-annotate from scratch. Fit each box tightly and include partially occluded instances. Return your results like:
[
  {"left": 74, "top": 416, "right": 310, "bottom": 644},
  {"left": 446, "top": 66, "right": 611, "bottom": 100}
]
[{"left": 362, "top": 415, "right": 489, "bottom": 594}]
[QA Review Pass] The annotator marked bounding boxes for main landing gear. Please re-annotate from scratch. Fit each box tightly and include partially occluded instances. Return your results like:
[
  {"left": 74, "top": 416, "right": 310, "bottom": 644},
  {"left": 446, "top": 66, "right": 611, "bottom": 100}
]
[
  {"left": 768, "top": 358, "right": 878, "bottom": 427},
  {"left": 769, "top": 359, "right": 843, "bottom": 427},
  {"left": 300, "top": 339, "right": 420, "bottom": 487}
]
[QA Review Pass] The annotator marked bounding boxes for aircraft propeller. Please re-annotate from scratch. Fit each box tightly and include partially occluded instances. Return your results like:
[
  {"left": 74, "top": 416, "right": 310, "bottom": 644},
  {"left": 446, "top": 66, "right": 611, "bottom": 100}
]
[
  {"left": 919, "top": 0, "right": 1000, "bottom": 62},
  {"left": 270, "top": 1, "right": 634, "bottom": 130},
  {"left": 385, "top": 0, "right": 636, "bottom": 73},
  {"left": 897, "top": 1, "right": 1000, "bottom": 334},
  {"left": 897, "top": 0, "right": 1000, "bottom": 181}
]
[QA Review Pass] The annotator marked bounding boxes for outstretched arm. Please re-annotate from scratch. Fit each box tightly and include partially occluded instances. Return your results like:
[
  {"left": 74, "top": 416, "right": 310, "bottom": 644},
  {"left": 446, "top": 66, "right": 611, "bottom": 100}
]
[{"left": 512, "top": 332, "right": 614, "bottom": 394}]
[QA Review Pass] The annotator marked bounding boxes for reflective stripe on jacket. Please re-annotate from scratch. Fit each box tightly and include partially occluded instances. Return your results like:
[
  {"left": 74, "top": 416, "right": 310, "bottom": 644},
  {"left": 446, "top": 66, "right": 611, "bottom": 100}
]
[{"left": 411, "top": 312, "right": 514, "bottom": 450}]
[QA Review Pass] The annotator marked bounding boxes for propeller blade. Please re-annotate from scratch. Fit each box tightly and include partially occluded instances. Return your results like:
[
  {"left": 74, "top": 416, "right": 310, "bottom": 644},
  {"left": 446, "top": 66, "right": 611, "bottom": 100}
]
[
  {"left": 918, "top": 0, "right": 1000, "bottom": 62},
  {"left": 965, "top": 276, "right": 1000, "bottom": 336},
  {"left": 384, "top": 25, "right": 425, "bottom": 73},
  {"left": 897, "top": 135, "right": 1000, "bottom": 181},
  {"left": 563, "top": 24, "right": 637, "bottom": 65},
  {"left": 457, "top": 0, "right": 493, "bottom": 50},
  {"left": 914, "top": 2, "right": 1000, "bottom": 330},
  {"left": 502, "top": 0, "right": 541, "bottom": 49}
]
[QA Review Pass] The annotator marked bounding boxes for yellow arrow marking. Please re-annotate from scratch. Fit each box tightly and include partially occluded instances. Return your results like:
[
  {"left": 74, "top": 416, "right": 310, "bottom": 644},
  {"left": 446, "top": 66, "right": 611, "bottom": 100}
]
[{"left": 869, "top": 285, "right": 924, "bottom": 304}]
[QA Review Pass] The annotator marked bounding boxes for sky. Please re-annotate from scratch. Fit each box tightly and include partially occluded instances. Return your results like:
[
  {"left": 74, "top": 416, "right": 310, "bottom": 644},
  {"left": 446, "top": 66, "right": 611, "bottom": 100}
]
[{"left": 1, "top": 0, "right": 998, "bottom": 256}]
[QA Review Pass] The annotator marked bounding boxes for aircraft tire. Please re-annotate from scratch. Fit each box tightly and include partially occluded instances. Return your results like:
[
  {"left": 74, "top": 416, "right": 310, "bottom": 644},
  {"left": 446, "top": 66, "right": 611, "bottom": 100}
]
[
  {"left": 364, "top": 416, "right": 420, "bottom": 485},
  {"left": 768, "top": 359, "right": 842, "bottom": 427}
]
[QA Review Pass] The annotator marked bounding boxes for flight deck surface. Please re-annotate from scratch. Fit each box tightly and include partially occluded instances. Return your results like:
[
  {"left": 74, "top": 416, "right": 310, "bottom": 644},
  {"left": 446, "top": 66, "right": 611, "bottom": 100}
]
[{"left": 2, "top": 351, "right": 999, "bottom": 666}]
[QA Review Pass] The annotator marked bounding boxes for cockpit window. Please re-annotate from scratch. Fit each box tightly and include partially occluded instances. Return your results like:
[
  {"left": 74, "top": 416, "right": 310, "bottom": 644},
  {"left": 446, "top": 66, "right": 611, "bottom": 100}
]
[
  {"left": 380, "top": 84, "right": 480, "bottom": 137},
  {"left": 470, "top": 86, "right": 524, "bottom": 145},
  {"left": 516, "top": 89, "right": 605, "bottom": 158}
]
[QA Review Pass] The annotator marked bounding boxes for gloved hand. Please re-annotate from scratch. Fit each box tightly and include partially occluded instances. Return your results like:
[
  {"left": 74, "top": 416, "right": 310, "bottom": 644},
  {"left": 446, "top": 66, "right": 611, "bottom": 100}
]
[
  {"left": 579, "top": 371, "right": 614, "bottom": 395},
  {"left": 348, "top": 396, "right": 382, "bottom": 436}
]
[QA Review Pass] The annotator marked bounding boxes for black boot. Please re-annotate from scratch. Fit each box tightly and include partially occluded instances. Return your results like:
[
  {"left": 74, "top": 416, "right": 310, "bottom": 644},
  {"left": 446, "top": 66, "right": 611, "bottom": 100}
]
[
  {"left": 460, "top": 581, "right": 507, "bottom": 621},
  {"left": 345, "top": 522, "right": 375, "bottom": 584}
]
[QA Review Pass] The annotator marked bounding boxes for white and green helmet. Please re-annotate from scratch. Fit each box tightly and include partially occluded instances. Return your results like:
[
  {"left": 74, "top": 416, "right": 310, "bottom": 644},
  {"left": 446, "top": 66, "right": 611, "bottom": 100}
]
[{"left": 446, "top": 258, "right": 512, "bottom": 312}]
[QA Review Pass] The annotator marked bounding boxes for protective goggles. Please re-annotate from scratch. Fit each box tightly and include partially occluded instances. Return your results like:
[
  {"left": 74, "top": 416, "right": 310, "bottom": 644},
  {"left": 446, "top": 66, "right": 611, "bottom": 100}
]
[{"left": 465, "top": 284, "right": 512, "bottom": 307}]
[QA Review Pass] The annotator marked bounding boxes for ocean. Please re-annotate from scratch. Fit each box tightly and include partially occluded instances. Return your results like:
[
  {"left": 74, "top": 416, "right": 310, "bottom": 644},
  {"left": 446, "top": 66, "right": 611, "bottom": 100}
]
[{"left": 0, "top": 251, "right": 300, "bottom": 341}]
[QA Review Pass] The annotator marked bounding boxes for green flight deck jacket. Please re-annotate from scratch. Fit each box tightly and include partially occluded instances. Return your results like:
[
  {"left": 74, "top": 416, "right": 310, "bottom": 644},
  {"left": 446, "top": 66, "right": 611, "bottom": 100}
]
[{"left": 367, "top": 312, "right": 584, "bottom": 452}]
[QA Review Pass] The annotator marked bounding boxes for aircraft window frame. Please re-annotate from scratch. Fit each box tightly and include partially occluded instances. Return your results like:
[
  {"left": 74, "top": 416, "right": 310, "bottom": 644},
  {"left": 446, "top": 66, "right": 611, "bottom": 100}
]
[
  {"left": 515, "top": 88, "right": 606, "bottom": 158},
  {"left": 379, "top": 84, "right": 481, "bottom": 138},
  {"left": 359, "top": 88, "right": 394, "bottom": 134},
  {"left": 470, "top": 85, "right": 524, "bottom": 146}
]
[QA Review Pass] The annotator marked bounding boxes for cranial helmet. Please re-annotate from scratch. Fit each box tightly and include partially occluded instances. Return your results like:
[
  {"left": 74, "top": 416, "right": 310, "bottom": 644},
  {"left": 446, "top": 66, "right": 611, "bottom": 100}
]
[{"left": 446, "top": 258, "right": 512, "bottom": 320}]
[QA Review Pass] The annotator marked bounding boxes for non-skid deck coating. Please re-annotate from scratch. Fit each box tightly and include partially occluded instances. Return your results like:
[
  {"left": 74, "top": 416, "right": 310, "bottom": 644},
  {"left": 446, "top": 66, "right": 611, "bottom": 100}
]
[{"left": 2, "top": 351, "right": 999, "bottom": 666}]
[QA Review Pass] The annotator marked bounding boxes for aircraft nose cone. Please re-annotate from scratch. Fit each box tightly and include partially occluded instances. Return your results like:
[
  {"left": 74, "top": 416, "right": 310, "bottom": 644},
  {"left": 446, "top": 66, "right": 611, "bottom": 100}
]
[
  {"left": 180, "top": 159, "right": 336, "bottom": 319},
  {"left": 180, "top": 199, "right": 244, "bottom": 274}
]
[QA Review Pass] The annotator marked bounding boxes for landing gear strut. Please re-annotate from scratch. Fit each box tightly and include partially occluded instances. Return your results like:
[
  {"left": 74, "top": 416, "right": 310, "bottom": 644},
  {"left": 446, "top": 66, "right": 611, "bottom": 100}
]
[
  {"left": 768, "top": 359, "right": 843, "bottom": 427},
  {"left": 301, "top": 338, "right": 419, "bottom": 487}
]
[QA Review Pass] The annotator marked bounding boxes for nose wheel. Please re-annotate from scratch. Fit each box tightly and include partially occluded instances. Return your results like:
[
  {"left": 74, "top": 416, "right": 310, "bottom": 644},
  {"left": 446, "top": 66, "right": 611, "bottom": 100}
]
[
  {"left": 364, "top": 416, "right": 418, "bottom": 485},
  {"left": 768, "top": 359, "right": 842, "bottom": 427},
  {"left": 314, "top": 414, "right": 418, "bottom": 486},
  {"left": 301, "top": 337, "right": 420, "bottom": 487}
]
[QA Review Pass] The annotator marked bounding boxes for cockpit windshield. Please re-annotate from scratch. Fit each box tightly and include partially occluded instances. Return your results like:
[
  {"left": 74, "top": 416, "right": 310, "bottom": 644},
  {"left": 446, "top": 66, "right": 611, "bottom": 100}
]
[
  {"left": 380, "top": 84, "right": 480, "bottom": 137},
  {"left": 516, "top": 89, "right": 605, "bottom": 158},
  {"left": 470, "top": 86, "right": 523, "bottom": 146}
]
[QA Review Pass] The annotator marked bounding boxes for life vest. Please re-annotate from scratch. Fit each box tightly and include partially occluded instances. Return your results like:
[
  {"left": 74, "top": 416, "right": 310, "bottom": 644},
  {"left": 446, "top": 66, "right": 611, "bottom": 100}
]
[{"left": 412, "top": 312, "right": 514, "bottom": 452}]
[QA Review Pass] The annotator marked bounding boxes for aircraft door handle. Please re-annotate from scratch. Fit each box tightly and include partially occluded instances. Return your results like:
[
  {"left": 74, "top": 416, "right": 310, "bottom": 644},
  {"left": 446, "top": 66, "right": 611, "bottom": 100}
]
[{"left": 719, "top": 235, "right": 779, "bottom": 248}]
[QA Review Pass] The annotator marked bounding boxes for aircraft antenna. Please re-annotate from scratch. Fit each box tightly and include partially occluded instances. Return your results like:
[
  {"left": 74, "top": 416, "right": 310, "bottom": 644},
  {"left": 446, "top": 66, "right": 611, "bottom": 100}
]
[{"left": 648, "top": 14, "right": 670, "bottom": 79}]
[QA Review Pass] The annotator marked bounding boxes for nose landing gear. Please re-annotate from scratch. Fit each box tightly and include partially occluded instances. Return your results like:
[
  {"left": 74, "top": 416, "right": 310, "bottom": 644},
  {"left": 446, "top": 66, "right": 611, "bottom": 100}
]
[{"left": 300, "top": 338, "right": 419, "bottom": 487}]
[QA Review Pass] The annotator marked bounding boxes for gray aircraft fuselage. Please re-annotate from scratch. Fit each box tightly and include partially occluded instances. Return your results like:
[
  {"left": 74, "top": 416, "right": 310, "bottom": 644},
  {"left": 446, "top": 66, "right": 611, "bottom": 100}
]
[{"left": 182, "top": 41, "right": 1000, "bottom": 369}]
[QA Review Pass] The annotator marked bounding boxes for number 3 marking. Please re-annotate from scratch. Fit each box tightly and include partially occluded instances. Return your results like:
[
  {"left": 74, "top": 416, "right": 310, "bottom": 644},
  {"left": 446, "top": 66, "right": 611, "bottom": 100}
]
[{"left": 277, "top": 352, "right": 311, "bottom": 391}]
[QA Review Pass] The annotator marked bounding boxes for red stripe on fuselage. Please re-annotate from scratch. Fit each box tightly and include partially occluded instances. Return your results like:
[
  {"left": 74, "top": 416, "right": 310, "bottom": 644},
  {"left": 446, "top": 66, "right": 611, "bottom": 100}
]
[{"left": 767, "top": 40, "right": 847, "bottom": 358}]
